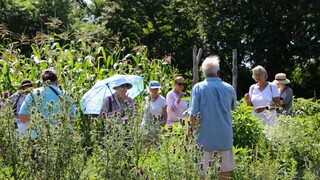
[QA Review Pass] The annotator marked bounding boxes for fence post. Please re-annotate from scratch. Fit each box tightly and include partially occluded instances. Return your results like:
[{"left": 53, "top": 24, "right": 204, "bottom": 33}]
[
  {"left": 232, "top": 49, "right": 238, "bottom": 94},
  {"left": 192, "top": 46, "right": 203, "bottom": 87}
]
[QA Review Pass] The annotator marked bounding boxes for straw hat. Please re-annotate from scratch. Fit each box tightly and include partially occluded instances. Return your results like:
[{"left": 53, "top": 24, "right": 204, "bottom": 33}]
[
  {"left": 18, "top": 79, "right": 36, "bottom": 89},
  {"left": 273, "top": 73, "right": 290, "bottom": 85}
]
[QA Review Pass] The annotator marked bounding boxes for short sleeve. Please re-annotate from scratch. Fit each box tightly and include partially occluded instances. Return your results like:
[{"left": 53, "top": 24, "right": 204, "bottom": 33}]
[
  {"left": 282, "top": 88, "right": 293, "bottom": 105},
  {"left": 248, "top": 85, "right": 255, "bottom": 98},
  {"left": 19, "top": 93, "right": 33, "bottom": 115},
  {"left": 161, "top": 96, "right": 166, "bottom": 108},
  {"left": 189, "top": 85, "right": 200, "bottom": 115},
  {"left": 271, "top": 83, "right": 280, "bottom": 97}
]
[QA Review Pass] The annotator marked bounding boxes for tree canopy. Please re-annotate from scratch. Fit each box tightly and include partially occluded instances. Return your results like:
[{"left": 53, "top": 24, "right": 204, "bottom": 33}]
[{"left": 1, "top": 0, "right": 319, "bottom": 98}]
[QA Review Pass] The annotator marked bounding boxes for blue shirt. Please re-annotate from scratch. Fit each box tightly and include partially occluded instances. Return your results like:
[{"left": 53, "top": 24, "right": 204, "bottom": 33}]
[
  {"left": 189, "top": 77, "right": 236, "bottom": 151},
  {"left": 19, "top": 85, "right": 76, "bottom": 121}
]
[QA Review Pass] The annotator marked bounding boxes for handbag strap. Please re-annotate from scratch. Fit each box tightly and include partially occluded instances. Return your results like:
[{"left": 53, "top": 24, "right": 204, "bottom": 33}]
[
  {"left": 48, "top": 85, "right": 63, "bottom": 100},
  {"left": 268, "top": 82, "right": 273, "bottom": 94},
  {"left": 108, "top": 96, "right": 112, "bottom": 113}
]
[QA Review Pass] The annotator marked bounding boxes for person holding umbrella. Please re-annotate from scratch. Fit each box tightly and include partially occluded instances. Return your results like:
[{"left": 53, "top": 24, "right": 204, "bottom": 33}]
[{"left": 99, "top": 81, "right": 135, "bottom": 123}]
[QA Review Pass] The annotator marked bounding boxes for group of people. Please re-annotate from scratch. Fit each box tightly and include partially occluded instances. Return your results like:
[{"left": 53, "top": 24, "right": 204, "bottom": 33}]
[
  {"left": 7, "top": 69, "right": 76, "bottom": 135},
  {"left": 245, "top": 66, "right": 293, "bottom": 125},
  {"left": 98, "top": 75, "right": 189, "bottom": 132},
  {"left": 3, "top": 56, "right": 293, "bottom": 179}
]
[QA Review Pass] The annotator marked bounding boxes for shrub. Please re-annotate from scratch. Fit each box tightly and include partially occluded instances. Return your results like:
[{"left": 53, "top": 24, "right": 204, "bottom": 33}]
[{"left": 232, "top": 100, "right": 264, "bottom": 148}]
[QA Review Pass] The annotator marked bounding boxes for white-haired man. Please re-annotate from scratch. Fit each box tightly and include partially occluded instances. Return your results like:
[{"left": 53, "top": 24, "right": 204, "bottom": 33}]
[{"left": 187, "top": 55, "right": 237, "bottom": 179}]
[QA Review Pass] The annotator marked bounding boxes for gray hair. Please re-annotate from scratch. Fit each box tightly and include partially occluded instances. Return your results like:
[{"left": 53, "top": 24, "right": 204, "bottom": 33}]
[
  {"left": 202, "top": 56, "right": 220, "bottom": 77},
  {"left": 252, "top": 65, "right": 268, "bottom": 80}
]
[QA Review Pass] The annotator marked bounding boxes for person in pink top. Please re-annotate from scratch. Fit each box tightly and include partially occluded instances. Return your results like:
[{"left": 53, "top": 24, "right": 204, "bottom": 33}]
[{"left": 166, "top": 76, "right": 188, "bottom": 125}]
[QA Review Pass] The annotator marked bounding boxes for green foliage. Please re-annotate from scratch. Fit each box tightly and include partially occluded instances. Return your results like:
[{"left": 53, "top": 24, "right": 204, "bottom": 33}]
[
  {"left": 1, "top": 25, "right": 320, "bottom": 178},
  {"left": 292, "top": 98, "right": 320, "bottom": 117},
  {"left": 232, "top": 100, "right": 264, "bottom": 148},
  {"left": 2, "top": 0, "right": 320, "bottom": 98},
  {"left": 0, "top": 0, "right": 75, "bottom": 36}
]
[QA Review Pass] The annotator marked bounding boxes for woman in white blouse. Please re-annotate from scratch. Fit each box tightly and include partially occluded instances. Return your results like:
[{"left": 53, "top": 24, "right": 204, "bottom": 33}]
[
  {"left": 244, "top": 66, "right": 281, "bottom": 125},
  {"left": 166, "top": 76, "right": 188, "bottom": 125},
  {"left": 141, "top": 81, "right": 167, "bottom": 135}
]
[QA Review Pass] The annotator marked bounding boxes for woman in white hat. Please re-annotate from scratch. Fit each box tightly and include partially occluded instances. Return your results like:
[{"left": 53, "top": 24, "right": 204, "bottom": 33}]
[
  {"left": 99, "top": 81, "right": 135, "bottom": 123},
  {"left": 141, "top": 81, "right": 167, "bottom": 136},
  {"left": 273, "top": 73, "right": 293, "bottom": 115}
]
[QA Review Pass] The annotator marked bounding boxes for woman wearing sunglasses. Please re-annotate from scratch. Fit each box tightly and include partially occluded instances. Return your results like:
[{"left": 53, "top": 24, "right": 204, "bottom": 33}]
[{"left": 166, "top": 76, "right": 188, "bottom": 125}]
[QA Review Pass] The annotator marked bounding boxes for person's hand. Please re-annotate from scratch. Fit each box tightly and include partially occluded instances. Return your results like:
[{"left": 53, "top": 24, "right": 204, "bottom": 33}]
[
  {"left": 186, "top": 129, "right": 192, "bottom": 137},
  {"left": 178, "top": 92, "right": 184, "bottom": 99},
  {"left": 254, "top": 106, "right": 267, "bottom": 113},
  {"left": 119, "top": 94, "right": 129, "bottom": 102},
  {"left": 244, "top": 93, "right": 249, "bottom": 101},
  {"left": 117, "top": 108, "right": 125, "bottom": 115}
]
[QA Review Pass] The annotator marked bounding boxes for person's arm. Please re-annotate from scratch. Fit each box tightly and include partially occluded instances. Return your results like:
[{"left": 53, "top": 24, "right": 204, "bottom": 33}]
[
  {"left": 272, "top": 97, "right": 281, "bottom": 107},
  {"left": 244, "top": 86, "right": 253, "bottom": 106},
  {"left": 99, "top": 97, "right": 109, "bottom": 119},
  {"left": 162, "top": 105, "right": 167, "bottom": 126},
  {"left": 270, "top": 84, "right": 281, "bottom": 109},
  {"left": 166, "top": 92, "right": 177, "bottom": 111},
  {"left": 244, "top": 93, "right": 252, "bottom": 106},
  {"left": 280, "top": 88, "right": 293, "bottom": 106},
  {"left": 19, "top": 114, "right": 30, "bottom": 123},
  {"left": 186, "top": 86, "right": 199, "bottom": 136},
  {"left": 70, "top": 103, "right": 77, "bottom": 124},
  {"left": 128, "top": 98, "right": 135, "bottom": 118},
  {"left": 175, "top": 92, "right": 184, "bottom": 106},
  {"left": 186, "top": 115, "right": 196, "bottom": 136},
  {"left": 18, "top": 93, "right": 32, "bottom": 123}
]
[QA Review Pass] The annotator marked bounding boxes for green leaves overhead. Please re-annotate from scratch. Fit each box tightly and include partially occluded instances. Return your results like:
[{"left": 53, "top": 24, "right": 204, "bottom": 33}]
[{"left": 1, "top": 0, "right": 320, "bottom": 98}]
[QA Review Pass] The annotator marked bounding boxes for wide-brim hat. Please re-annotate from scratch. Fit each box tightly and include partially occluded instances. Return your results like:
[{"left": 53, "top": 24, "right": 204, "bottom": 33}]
[
  {"left": 273, "top": 73, "right": 290, "bottom": 85},
  {"left": 18, "top": 79, "right": 36, "bottom": 89},
  {"left": 112, "top": 82, "right": 133, "bottom": 90}
]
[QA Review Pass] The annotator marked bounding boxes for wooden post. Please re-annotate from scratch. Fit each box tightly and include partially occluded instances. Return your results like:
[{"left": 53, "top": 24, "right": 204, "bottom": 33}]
[
  {"left": 192, "top": 46, "right": 203, "bottom": 87},
  {"left": 232, "top": 49, "right": 237, "bottom": 94}
]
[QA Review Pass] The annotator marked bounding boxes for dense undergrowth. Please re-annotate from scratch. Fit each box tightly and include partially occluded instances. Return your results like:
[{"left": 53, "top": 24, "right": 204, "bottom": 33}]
[{"left": 0, "top": 39, "right": 319, "bottom": 179}]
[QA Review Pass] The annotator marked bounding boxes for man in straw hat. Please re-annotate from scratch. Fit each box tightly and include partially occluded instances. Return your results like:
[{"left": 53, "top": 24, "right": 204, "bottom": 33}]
[
  {"left": 273, "top": 73, "right": 293, "bottom": 114},
  {"left": 10, "top": 79, "right": 36, "bottom": 134}
]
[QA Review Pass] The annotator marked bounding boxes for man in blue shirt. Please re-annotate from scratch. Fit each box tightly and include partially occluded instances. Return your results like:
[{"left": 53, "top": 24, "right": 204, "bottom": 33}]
[
  {"left": 187, "top": 56, "right": 236, "bottom": 179},
  {"left": 19, "top": 69, "right": 76, "bottom": 134}
]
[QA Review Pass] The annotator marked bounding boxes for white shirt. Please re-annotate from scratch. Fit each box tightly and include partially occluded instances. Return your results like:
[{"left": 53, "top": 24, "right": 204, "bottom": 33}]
[
  {"left": 166, "top": 90, "right": 188, "bottom": 122},
  {"left": 249, "top": 83, "right": 279, "bottom": 125},
  {"left": 142, "top": 95, "right": 166, "bottom": 126}
]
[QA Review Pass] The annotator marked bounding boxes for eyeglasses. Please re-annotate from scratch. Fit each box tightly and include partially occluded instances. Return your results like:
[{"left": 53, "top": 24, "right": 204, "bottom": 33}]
[{"left": 175, "top": 82, "right": 185, "bottom": 86}]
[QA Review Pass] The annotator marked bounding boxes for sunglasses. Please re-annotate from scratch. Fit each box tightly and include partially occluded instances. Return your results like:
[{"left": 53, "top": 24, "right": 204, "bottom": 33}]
[{"left": 175, "top": 82, "right": 185, "bottom": 86}]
